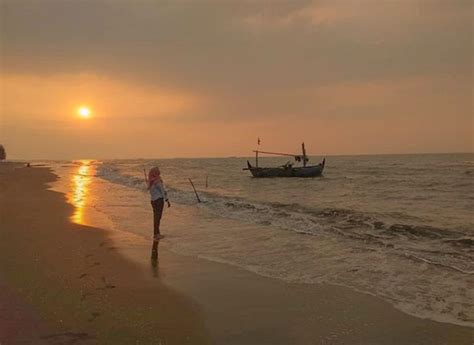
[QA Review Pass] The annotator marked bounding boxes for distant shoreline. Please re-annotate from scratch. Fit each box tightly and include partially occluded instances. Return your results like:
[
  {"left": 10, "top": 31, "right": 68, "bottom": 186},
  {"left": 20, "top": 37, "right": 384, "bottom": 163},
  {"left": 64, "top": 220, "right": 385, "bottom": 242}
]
[{"left": 4, "top": 151, "right": 473, "bottom": 162}]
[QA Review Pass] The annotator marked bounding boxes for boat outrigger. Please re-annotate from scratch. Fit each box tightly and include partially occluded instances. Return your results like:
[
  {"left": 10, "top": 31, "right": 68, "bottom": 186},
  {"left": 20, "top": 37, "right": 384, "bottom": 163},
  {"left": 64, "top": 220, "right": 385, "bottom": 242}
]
[{"left": 243, "top": 143, "right": 325, "bottom": 178}]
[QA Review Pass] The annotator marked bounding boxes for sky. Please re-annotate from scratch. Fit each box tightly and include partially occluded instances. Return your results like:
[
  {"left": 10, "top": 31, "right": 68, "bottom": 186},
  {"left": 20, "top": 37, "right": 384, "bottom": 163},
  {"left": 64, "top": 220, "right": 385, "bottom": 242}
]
[{"left": 1, "top": 0, "right": 472, "bottom": 159}]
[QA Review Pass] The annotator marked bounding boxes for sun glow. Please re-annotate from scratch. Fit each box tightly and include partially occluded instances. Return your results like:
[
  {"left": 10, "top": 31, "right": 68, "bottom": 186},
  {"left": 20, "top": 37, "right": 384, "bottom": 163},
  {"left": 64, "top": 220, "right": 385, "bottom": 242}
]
[{"left": 77, "top": 106, "right": 91, "bottom": 118}]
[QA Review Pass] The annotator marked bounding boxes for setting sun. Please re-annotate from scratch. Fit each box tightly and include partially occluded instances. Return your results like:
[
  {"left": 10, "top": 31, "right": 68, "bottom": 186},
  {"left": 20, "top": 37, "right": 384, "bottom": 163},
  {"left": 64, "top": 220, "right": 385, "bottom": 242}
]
[{"left": 77, "top": 106, "right": 91, "bottom": 119}]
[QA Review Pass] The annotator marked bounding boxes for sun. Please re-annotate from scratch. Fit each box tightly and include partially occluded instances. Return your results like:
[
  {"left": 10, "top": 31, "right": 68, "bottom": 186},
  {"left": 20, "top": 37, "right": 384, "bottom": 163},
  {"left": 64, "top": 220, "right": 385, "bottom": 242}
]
[{"left": 77, "top": 106, "right": 91, "bottom": 119}]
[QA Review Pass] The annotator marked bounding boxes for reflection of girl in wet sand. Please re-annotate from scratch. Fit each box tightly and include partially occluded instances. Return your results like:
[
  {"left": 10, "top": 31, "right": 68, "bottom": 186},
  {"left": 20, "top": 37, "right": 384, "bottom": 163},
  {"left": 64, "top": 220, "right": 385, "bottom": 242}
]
[{"left": 147, "top": 167, "right": 171, "bottom": 241}]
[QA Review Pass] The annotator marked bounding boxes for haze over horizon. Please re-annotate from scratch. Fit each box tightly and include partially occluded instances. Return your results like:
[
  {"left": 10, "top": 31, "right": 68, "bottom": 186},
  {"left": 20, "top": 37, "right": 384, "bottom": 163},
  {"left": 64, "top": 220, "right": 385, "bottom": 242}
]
[{"left": 1, "top": 0, "right": 472, "bottom": 160}]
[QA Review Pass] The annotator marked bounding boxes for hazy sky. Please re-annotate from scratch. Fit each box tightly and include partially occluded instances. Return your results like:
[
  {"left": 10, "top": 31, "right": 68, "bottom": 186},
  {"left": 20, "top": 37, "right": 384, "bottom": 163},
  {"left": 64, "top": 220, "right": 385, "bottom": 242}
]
[{"left": 1, "top": 0, "right": 472, "bottom": 159}]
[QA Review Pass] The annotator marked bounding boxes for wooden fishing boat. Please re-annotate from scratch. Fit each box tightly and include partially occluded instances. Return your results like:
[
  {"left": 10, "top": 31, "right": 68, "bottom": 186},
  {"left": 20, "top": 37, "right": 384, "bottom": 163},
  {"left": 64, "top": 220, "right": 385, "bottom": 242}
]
[{"left": 243, "top": 143, "right": 325, "bottom": 178}]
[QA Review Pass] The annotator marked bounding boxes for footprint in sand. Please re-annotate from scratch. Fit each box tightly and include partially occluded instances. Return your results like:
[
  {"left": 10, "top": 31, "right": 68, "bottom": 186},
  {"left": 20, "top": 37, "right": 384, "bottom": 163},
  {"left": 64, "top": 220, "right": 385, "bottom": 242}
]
[
  {"left": 97, "top": 277, "right": 116, "bottom": 290},
  {"left": 88, "top": 312, "right": 101, "bottom": 322},
  {"left": 81, "top": 292, "right": 93, "bottom": 301},
  {"left": 41, "top": 332, "right": 94, "bottom": 342}
]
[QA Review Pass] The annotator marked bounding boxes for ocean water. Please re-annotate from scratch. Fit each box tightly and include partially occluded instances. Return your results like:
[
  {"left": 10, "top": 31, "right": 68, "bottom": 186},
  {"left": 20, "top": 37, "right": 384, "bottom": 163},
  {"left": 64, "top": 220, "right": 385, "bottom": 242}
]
[{"left": 47, "top": 153, "right": 473, "bottom": 327}]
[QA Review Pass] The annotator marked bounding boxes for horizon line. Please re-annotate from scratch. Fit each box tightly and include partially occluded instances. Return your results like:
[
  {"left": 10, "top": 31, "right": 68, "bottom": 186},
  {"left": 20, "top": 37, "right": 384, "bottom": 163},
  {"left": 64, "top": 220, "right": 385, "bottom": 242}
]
[{"left": 5, "top": 151, "right": 473, "bottom": 162}]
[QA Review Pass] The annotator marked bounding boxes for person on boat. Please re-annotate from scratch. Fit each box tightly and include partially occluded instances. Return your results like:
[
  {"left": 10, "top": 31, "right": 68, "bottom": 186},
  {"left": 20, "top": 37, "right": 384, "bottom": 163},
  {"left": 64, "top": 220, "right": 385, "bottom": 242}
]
[{"left": 148, "top": 167, "right": 171, "bottom": 241}]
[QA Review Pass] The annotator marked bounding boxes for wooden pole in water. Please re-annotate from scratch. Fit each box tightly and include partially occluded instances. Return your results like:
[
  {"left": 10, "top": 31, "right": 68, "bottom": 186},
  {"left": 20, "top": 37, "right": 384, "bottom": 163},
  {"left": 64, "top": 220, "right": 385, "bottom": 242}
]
[
  {"left": 188, "top": 178, "right": 201, "bottom": 203},
  {"left": 205, "top": 176, "right": 209, "bottom": 188},
  {"left": 143, "top": 168, "right": 149, "bottom": 186}
]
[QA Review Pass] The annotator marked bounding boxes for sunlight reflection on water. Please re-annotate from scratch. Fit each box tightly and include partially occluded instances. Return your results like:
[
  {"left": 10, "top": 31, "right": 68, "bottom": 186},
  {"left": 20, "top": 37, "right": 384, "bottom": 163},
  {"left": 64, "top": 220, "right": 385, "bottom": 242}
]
[{"left": 70, "top": 160, "right": 94, "bottom": 225}]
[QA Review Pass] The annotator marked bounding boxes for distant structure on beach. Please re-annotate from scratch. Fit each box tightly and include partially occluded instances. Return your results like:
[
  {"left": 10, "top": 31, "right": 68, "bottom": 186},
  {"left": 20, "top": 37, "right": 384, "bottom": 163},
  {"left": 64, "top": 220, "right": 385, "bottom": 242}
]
[{"left": 0, "top": 145, "right": 6, "bottom": 160}]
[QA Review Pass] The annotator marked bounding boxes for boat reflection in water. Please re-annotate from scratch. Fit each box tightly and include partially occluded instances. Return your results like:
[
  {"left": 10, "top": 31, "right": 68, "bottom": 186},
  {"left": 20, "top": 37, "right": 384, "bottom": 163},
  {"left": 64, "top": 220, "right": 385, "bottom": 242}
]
[{"left": 70, "top": 160, "right": 95, "bottom": 225}]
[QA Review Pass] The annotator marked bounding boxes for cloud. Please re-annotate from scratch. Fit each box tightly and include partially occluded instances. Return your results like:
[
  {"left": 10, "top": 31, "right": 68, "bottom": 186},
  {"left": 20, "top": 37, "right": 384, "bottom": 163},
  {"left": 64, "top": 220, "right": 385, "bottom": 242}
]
[
  {"left": 241, "top": 0, "right": 472, "bottom": 32},
  {"left": 2, "top": 0, "right": 471, "bottom": 90},
  {"left": 1, "top": 0, "right": 472, "bottom": 157},
  {"left": 240, "top": 1, "right": 353, "bottom": 32}
]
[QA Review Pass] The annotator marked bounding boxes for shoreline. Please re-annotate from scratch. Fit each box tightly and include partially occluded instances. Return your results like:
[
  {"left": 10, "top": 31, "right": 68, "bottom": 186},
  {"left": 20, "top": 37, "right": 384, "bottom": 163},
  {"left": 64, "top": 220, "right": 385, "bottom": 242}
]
[
  {"left": 0, "top": 163, "right": 210, "bottom": 344},
  {"left": 1, "top": 162, "right": 472, "bottom": 344}
]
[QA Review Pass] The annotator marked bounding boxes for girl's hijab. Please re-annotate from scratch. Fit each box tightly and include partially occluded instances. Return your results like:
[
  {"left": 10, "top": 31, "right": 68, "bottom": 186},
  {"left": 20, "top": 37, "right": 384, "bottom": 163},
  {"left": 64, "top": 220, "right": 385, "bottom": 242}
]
[{"left": 148, "top": 167, "right": 162, "bottom": 189}]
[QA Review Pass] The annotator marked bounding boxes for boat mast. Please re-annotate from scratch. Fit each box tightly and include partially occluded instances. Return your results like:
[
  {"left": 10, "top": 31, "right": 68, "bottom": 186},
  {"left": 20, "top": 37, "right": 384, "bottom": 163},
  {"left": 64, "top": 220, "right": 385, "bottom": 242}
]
[{"left": 302, "top": 142, "right": 308, "bottom": 167}]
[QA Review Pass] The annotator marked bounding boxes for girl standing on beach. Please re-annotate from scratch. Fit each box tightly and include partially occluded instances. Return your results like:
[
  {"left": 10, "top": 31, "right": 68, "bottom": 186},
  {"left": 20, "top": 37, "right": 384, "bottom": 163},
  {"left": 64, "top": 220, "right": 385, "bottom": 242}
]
[{"left": 147, "top": 167, "right": 171, "bottom": 240}]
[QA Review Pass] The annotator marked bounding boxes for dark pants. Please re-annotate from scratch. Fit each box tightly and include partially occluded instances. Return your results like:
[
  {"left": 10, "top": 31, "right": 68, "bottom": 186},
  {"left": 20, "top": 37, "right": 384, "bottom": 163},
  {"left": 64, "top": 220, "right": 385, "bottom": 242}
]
[{"left": 151, "top": 198, "right": 164, "bottom": 236}]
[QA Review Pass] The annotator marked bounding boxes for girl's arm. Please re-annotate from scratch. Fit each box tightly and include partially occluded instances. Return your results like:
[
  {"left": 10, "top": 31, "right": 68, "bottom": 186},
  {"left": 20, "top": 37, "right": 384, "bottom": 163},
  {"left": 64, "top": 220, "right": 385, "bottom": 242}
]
[{"left": 159, "top": 181, "right": 171, "bottom": 207}]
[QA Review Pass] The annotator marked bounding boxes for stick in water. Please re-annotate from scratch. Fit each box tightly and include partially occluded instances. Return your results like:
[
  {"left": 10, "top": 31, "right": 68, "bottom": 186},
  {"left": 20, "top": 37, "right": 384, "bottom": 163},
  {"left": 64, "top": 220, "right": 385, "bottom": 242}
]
[
  {"left": 144, "top": 168, "right": 149, "bottom": 186},
  {"left": 188, "top": 178, "right": 201, "bottom": 203}
]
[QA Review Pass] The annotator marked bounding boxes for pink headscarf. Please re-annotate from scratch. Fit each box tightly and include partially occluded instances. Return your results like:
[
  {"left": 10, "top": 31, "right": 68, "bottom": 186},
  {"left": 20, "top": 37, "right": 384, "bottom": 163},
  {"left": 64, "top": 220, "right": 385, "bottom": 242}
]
[{"left": 148, "top": 167, "right": 162, "bottom": 189}]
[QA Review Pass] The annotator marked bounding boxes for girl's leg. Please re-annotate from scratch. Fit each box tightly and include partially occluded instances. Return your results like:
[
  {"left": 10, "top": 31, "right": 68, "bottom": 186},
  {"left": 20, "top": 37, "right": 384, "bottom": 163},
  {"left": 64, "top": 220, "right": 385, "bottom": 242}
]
[{"left": 152, "top": 198, "right": 165, "bottom": 236}]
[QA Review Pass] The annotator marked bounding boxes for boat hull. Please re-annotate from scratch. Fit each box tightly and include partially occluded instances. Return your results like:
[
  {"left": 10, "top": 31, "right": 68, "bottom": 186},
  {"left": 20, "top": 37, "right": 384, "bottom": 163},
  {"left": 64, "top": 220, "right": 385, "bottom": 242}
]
[{"left": 246, "top": 159, "right": 325, "bottom": 178}]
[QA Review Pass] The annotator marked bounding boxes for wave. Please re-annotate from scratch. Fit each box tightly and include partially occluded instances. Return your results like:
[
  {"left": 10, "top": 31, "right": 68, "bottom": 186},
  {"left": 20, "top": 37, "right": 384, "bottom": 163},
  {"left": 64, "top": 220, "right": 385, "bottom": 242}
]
[
  {"left": 94, "top": 160, "right": 474, "bottom": 327},
  {"left": 403, "top": 253, "right": 474, "bottom": 275},
  {"left": 97, "top": 162, "right": 472, "bottom": 264},
  {"left": 443, "top": 237, "right": 474, "bottom": 248}
]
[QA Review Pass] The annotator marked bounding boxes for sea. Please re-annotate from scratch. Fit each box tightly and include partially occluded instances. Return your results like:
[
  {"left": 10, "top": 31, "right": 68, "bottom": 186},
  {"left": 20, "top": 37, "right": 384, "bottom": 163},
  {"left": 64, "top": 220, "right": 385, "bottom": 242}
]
[{"left": 44, "top": 153, "right": 473, "bottom": 327}]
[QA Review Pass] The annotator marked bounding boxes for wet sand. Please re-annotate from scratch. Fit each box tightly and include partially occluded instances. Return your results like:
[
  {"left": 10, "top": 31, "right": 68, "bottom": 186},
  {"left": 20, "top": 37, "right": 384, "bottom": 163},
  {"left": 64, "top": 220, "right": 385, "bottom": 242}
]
[
  {"left": 0, "top": 163, "right": 210, "bottom": 344},
  {"left": 0, "top": 162, "right": 472, "bottom": 344}
]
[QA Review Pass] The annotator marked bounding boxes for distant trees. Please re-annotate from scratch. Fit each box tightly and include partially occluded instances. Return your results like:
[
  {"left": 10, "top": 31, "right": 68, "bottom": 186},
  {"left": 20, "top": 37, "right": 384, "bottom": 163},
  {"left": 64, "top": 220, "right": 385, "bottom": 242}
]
[{"left": 0, "top": 144, "right": 6, "bottom": 160}]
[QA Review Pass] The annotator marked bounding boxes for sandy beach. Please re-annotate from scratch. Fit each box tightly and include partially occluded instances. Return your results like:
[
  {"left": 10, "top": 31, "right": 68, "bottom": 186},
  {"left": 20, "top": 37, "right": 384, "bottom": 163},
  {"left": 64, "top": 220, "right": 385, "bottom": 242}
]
[{"left": 1, "top": 162, "right": 472, "bottom": 345}]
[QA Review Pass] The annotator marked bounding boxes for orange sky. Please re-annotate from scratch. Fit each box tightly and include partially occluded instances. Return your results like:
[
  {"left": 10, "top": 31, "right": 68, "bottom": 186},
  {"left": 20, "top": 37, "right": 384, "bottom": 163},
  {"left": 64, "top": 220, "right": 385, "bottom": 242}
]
[{"left": 1, "top": 0, "right": 472, "bottom": 159}]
